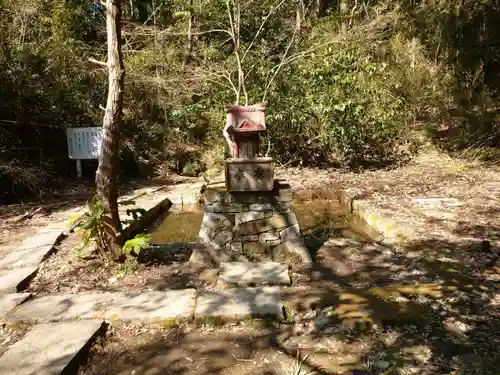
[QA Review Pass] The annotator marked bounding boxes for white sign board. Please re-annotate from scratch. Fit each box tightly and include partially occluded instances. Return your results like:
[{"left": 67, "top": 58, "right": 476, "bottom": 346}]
[{"left": 67, "top": 127, "right": 102, "bottom": 160}]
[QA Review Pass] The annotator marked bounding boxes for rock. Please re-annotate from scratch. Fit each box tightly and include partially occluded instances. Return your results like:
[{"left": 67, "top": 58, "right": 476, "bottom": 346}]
[
  {"left": 211, "top": 231, "right": 233, "bottom": 246},
  {"left": 217, "top": 261, "right": 290, "bottom": 287},
  {"left": 277, "top": 187, "right": 293, "bottom": 202},
  {"left": 203, "top": 189, "right": 232, "bottom": 206},
  {"left": 195, "top": 287, "right": 282, "bottom": 319},
  {"left": 235, "top": 213, "right": 298, "bottom": 236},
  {"left": 314, "top": 313, "right": 331, "bottom": 331},
  {"left": 190, "top": 242, "right": 232, "bottom": 265},
  {"left": 249, "top": 203, "right": 274, "bottom": 211},
  {"left": 198, "top": 213, "right": 233, "bottom": 243},
  {"left": 205, "top": 204, "right": 244, "bottom": 213},
  {"left": 234, "top": 211, "right": 270, "bottom": 225},
  {"left": 243, "top": 242, "right": 268, "bottom": 255},
  {"left": 258, "top": 231, "right": 280, "bottom": 243},
  {"left": 280, "top": 224, "right": 301, "bottom": 242},
  {"left": 0, "top": 320, "right": 103, "bottom": 375},
  {"left": 272, "top": 241, "right": 312, "bottom": 265},
  {"left": 230, "top": 241, "right": 243, "bottom": 253},
  {"left": 236, "top": 234, "right": 259, "bottom": 241},
  {"left": 181, "top": 160, "right": 200, "bottom": 177},
  {"left": 373, "top": 360, "right": 390, "bottom": 369}
]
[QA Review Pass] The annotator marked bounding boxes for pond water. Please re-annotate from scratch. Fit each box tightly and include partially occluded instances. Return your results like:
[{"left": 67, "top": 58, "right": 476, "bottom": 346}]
[{"left": 151, "top": 198, "right": 375, "bottom": 250}]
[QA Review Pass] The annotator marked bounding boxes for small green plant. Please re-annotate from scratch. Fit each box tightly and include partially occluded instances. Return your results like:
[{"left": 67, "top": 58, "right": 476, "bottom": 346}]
[
  {"left": 73, "top": 195, "right": 152, "bottom": 258},
  {"left": 75, "top": 195, "right": 105, "bottom": 254},
  {"left": 122, "top": 233, "right": 152, "bottom": 255},
  {"left": 291, "top": 350, "right": 313, "bottom": 375}
]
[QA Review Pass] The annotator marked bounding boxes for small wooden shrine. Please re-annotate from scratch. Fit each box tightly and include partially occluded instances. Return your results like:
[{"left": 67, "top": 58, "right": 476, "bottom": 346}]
[
  {"left": 189, "top": 103, "right": 312, "bottom": 266},
  {"left": 224, "top": 104, "right": 274, "bottom": 192}
]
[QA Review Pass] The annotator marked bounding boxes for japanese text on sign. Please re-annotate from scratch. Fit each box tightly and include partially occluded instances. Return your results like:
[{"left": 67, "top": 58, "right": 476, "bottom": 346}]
[{"left": 67, "top": 127, "right": 102, "bottom": 159}]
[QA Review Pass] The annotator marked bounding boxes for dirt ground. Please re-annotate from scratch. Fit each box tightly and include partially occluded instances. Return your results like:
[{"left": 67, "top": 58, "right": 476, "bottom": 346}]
[{"left": 78, "top": 322, "right": 382, "bottom": 375}]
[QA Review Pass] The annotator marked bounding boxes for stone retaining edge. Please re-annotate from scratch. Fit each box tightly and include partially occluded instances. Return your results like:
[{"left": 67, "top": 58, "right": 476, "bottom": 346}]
[
  {"left": 338, "top": 190, "right": 410, "bottom": 246},
  {"left": 118, "top": 196, "right": 173, "bottom": 244}
]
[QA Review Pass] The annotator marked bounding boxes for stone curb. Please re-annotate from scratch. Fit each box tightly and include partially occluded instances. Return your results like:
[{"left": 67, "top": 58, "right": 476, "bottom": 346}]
[
  {"left": 338, "top": 189, "right": 411, "bottom": 246},
  {"left": 118, "top": 195, "right": 172, "bottom": 244}
]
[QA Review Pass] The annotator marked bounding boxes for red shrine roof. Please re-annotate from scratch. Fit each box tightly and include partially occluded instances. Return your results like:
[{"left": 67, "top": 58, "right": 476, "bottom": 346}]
[{"left": 233, "top": 120, "right": 266, "bottom": 133}]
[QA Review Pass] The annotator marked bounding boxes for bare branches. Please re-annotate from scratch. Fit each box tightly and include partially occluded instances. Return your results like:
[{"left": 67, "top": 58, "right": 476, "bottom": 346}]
[
  {"left": 225, "top": 0, "right": 247, "bottom": 105},
  {"left": 263, "top": 17, "right": 300, "bottom": 102},
  {"left": 241, "top": 0, "right": 287, "bottom": 63},
  {"left": 122, "top": 28, "right": 232, "bottom": 38}
]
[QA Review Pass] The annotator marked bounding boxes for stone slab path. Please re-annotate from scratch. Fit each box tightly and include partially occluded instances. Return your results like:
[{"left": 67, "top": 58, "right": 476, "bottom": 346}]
[
  {"left": 4, "top": 287, "right": 283, "bottom": 324},
  {"left": 5, "top": 290, "right": 197, "bottom": 323},
  {"left": 0, "top": 293, "right": 31, "bottom": 319},
  {"left": 217, "top": 261, "right": 290, "bottom": 288},
  {"left": 0, "top": 267, "right": 38, "bottom": 293},
  {"left": 0, "top": 320, "right": 103, "bottom": 375},
  {"left": 195, "top": 287, "right": 282, "bottom": 319}
]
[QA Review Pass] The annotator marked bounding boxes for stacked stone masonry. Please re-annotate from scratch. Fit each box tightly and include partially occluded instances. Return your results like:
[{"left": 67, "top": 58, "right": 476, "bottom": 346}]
[{"left": 190, "top": 181, "right": 312, "bottom": 265}]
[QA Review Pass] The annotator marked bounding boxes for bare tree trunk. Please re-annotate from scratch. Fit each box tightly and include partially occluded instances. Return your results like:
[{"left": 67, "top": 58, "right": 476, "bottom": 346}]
[
  {"left": 96, "top": 0, "right": 125, "bottom": 260},
  {"left": 315, "top": 0, "right": 322, "bottom": 16},
  {"left": 340, "top": 0, "right": 348, "bottom": 32},
  {"left": 296, "top": 7, "right": 301, "bottom": 31},
  {"left": 183, "top": 0, "right": 193, "bottom": 65},
  {"left": 130, "top": 0, "right": 138, "bottom": 20}
]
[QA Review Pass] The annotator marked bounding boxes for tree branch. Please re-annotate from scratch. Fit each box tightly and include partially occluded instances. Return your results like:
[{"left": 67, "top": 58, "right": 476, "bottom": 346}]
[
  {"left": 226, "top": 0, "right": 241, "bottom": 104},
  {"left": 88, "top": 57, "right": 108, "bottom": 67},
  {"left": 123, "top": 28, "right": 232, "bottom": 38},
  {"left": 263, "top": 21, "right": 299, "bottom": 102},
  {"left": 241, "top": 0, "right": 287, "bottom": 63}
]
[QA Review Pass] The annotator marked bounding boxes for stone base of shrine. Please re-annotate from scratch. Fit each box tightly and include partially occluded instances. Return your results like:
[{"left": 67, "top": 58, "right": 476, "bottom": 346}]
[{"left": 189, "top": 180, "right": 312, "bottom": 266}]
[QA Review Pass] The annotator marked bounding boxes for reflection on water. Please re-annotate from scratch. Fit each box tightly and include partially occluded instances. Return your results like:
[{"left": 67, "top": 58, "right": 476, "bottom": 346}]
[{"left": 151, "top": 199, "right": 373, "bottom": 245}]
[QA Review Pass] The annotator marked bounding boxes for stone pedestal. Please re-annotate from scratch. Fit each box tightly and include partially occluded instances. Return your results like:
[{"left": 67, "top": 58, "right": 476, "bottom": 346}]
[{"left": 190, "top": 181, "right": 312, "bottom": 266}]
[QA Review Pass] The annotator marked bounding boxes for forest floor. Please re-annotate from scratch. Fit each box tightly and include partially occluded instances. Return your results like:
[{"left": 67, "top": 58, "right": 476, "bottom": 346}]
[{"left": 1, "top": 149, "right": 500, "bottom": 374}]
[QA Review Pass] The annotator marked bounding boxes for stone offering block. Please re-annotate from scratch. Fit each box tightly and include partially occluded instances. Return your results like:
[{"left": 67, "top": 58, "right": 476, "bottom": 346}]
[{"left": 225, "top": 157, "right": 274, "bottom": 192}]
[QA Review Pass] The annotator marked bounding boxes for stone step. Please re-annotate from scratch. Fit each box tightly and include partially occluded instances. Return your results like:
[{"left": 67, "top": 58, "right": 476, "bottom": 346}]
[
  {"left": 195, "top": 287, "right": 282, "bottom": 320},
  {"left": 6, "top": 287, "right": 283, "bottom": 324},
  {"left": 0, "top": 267, "right": 38, "bottom": 293},
  {"left": 0, "top": 293, "right": 31, "bottom": 319},
  {"left": 217, "top": 261, "right": 291, "bottom": 288},
  {"left": 0, "top": 245, "right": 54, "bottom": 270},
  {"left": 0, "top": 320, "right": 103, "bottom": 375},
  {"left": 6, "top": 290, "right": 196, "bottom": 324}
]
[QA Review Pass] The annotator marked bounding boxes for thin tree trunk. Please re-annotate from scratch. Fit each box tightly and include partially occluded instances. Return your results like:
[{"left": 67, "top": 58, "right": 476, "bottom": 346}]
[
  {"left": 315, "top": 0, "right": 322, "bottom": 16},
  {"left": 183, "top": 0, "right": 193, "bottom": 65},
  {"left": 96, "top": 0, "right": 125, "bottom": 260},
  {"left": 129, "top": 0, "right": 138, "bottom": 20},
  {"left": 340, "top": 0, "right": 348, "bottom": 32}
]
